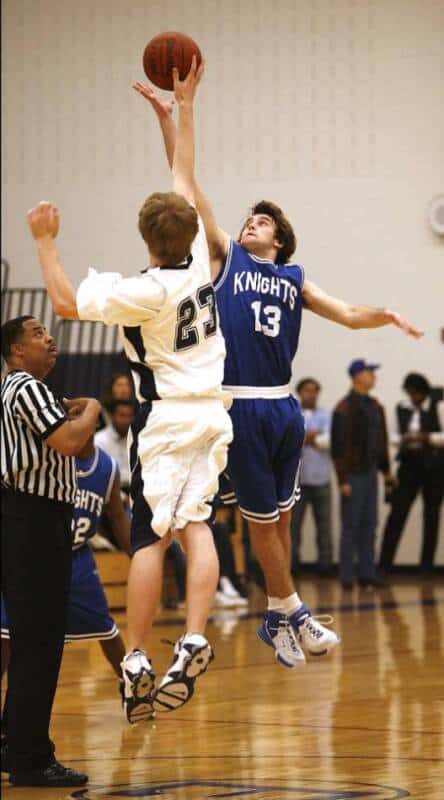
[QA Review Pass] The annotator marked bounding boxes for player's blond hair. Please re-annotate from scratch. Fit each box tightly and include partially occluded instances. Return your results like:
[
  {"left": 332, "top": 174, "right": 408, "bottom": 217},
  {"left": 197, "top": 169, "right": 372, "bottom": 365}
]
[{"left": 138, "top": 192, "right": 198, "bottom": 265}]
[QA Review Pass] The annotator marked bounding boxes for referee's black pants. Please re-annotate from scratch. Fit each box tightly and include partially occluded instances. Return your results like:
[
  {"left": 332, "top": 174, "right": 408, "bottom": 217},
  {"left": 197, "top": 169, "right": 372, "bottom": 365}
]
[
  {"left": 1, "top": 490, "right": 73, "bottom": 772},
  {"left": 379, "top": 461, "right": 444, "bottom": 571}
]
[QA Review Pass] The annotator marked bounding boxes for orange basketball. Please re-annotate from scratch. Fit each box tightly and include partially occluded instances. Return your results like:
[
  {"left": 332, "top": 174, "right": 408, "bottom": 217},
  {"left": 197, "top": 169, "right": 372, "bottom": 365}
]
[{"left": 143, "top": 32, "right": 202, "bottom": 92}]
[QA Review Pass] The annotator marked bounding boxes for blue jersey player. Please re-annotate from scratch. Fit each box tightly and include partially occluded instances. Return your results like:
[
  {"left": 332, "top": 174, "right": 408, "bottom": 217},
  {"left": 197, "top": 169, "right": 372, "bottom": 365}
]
[
  {"left": 134, "top": 79, "right": 422, "bottom": 669},
  {"left": 1, "top": 437, "right": 131, "bottom": 684}
]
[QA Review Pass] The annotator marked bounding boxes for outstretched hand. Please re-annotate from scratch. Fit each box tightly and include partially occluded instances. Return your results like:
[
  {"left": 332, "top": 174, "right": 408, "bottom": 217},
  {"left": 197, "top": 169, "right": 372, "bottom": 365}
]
[
  {"left": 27, "top": 201, "right": 60, "bottom": 240},
  {"left": 173, "top": 55, "right": 205, "bottom": 105},
  {"left": 386, "top": 310, "right": 424, "bottom": 338},
  {"left": 133, "top": 81, "right": 174, "bottom": 118}
]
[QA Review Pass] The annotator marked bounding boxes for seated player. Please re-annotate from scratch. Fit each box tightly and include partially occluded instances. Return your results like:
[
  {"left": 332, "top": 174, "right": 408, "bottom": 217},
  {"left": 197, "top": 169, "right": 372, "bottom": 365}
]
[
  {"left": 1, "top": 435, "right": 130, "bottom": 741},
  {"left": 27, "top": 58, "right": 233, "bottom": 722},
  {"left": 135, "top": 74, "right": 423, "bottom": 669}
]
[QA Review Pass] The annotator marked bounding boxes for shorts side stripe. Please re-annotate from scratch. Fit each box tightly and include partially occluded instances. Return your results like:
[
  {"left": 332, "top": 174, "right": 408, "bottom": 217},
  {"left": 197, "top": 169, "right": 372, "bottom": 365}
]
[
  {"left": 278, "top": 496, "right": 296, "bottom": 511},
  {"left": 64, "top": 624, "right": 119, "bottom": 642},
  {"left": 1, "top": 625, "right": 119, "bottom": 642},
  {"left": 239, "top": 506, "right": 280, "bottom": 524}
]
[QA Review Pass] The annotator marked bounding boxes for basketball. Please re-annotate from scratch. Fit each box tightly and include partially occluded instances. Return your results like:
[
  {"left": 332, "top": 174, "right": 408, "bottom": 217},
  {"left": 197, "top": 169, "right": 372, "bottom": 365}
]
[{"left": 143, "top": 32, "right": 202, "bottom": 91}]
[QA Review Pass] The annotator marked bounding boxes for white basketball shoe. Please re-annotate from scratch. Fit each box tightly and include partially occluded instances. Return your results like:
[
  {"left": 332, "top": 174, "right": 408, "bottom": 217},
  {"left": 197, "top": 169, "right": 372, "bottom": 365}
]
[
  {"left": 288, "top": 604, "right": 340, "bottom": 656},
  {"left": 152, "top": 633, "right": 214, "bottom": 712},
  {"left": 120, "top": 649, "right": 155, "bottom": 724}
]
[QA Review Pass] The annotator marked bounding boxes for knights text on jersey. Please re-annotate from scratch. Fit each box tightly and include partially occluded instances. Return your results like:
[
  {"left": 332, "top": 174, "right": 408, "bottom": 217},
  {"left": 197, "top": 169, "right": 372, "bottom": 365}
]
[
  {"left": 76, "top": 216, "right": 226, "bottom": 404},
  {"left": 72, "top": 447, "right": 117, "bottom": 551},
  {"left": 214, "top": 241, "right": 305, "bottom": 388}
]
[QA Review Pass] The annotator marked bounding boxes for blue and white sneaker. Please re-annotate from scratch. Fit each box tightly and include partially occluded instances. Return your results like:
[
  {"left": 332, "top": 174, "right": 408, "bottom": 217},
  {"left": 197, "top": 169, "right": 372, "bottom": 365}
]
[
  {"left": 257, "top": 611, "right": 306, "bottom": 668},
  {"left": 289, "top": 604, "right": 340, "bottom": 656},
  {"left": 120, "top": 649, "right": 155, "bottom": 724}
]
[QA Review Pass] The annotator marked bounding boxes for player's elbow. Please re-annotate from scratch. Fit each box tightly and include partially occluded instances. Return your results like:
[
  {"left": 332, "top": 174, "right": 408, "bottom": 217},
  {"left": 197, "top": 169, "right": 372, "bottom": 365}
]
[
  {"left": 344, "top": 308, "right": 360, "bottom": 329},
  {"left": 53, "top": 300, "right": 79, "bottom": 320}
]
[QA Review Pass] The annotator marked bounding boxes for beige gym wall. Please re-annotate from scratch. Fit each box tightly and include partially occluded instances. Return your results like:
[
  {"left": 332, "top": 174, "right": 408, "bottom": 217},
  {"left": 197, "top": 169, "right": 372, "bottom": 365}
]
[{"left": 2, "top": 0, "right": 443, "bottom": 564}]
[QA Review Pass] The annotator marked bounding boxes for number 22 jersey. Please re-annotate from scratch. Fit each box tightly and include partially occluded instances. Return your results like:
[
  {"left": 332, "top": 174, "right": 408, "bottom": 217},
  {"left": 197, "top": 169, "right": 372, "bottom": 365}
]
[
  {"left": 72, "top": 447, "right": 117, "bottom": 551},
  {"left": 214, "top": 241, "right": 305, "bottom": 388}
]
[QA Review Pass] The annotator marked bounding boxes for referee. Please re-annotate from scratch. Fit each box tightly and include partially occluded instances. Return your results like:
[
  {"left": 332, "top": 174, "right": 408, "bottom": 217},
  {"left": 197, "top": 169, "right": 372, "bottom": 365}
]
[{"left": 1, "top": 315, "right": 100, "bottom": 788}]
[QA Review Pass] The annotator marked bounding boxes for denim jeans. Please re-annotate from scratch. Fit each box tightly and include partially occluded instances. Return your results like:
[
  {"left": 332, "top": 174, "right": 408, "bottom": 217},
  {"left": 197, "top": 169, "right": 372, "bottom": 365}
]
[
  {"left": 340, "top": 469, "right": 378, "bottom": 583},
  {"left": 291, "top": 483, "right": 333, "bottom": 572}
]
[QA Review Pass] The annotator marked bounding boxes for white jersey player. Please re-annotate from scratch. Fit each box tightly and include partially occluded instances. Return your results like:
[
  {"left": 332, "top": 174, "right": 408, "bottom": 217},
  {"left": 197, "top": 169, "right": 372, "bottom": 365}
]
[{"left": 27, "top": 57, "right": 232, "bottom": 723}]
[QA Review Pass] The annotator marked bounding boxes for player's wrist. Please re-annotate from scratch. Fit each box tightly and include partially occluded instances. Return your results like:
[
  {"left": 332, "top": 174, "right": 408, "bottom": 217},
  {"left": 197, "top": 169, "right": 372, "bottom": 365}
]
[
  {"left": 177, "top": 99, "right": 194, "bottom": 110},
  {"left": 36, "top": 234, "right": 56, "bottom": 248}
]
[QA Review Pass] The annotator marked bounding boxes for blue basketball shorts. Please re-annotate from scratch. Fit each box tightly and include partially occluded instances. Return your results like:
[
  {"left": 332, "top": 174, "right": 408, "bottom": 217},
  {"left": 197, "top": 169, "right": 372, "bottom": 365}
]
[
  {"left": 1, "top": 544, "right": 118, "bottom": 642},
  {"left": 220, "top": 395, "right": 305, "bottom": 524}
]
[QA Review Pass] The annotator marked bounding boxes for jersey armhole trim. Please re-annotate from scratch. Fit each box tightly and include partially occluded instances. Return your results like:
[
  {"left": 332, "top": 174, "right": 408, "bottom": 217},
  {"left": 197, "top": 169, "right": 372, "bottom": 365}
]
[
  {"left": 299, "top": 264, "right": 305, "bottom": 290},
  {"left": 105, "top": 457, "right": 118, "bottom": 505},
  {"left": 213, "top": 238, "right": 233, "bottom": 291}
]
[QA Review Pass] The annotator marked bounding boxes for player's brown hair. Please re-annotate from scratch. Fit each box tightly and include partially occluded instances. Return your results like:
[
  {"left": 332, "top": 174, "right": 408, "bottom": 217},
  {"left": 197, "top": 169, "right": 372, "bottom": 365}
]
[
  {"left": 239, "top": 200, "right": 297, "bottom": 264},
  {"left": 138, "top": 192, "right": 199, "bottom": 265}
]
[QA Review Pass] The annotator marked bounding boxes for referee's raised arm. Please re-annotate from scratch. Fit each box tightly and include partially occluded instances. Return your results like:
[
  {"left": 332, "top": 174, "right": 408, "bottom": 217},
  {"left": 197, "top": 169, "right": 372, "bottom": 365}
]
[{"left": 1, "top": 315, "right": 99, "bottom": 789}]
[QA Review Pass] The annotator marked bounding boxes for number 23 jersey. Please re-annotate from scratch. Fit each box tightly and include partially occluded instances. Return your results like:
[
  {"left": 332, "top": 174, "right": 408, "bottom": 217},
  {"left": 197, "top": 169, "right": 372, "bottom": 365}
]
[
  {"left": 76, "top": 216, "right": 227, "bottom": 404},
  {"left": 214, "top": 241, "right": 305, "bottom": 387}
]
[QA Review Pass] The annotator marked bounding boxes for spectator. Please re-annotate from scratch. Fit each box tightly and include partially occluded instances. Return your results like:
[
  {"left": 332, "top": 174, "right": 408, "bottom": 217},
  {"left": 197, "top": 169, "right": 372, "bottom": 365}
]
[
  {"left": 102, "top": 371, "right": 134, "bottom": 406},
  {"left": 94, "top": 399, "right": 135, "bottom": 492},
  {"left": 97, "top": 371, "right": 135, "bottom": 431},
  {"left": 291, "top": 378, "right": 334, "bottom": 577},
  {"left": 379, "top": 373, "right": 444, "bottom": 577},
  {"left": 331, "top": 359, "right": 394, "bottom": 589}
]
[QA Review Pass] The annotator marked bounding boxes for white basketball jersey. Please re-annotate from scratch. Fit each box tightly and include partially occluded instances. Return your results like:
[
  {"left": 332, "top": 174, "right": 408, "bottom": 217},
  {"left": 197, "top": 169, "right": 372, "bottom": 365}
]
[{"left": 77, "top": 216, "right": 227, "bottom": 403}]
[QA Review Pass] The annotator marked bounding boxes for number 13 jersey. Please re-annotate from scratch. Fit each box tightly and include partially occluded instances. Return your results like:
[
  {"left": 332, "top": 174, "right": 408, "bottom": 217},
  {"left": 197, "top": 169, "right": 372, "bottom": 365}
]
[
  {"left": 214, "top": 241, "right": 305, "bottom": 388},
  {"left": 77, "top": 216, "right": 227, "bottom": 404}
]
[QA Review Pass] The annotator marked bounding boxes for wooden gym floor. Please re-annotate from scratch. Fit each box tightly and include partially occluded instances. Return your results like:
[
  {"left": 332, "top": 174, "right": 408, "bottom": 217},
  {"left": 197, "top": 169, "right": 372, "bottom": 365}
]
[{"left": 1, "top": 561, "right": 443, "bottom": 800}]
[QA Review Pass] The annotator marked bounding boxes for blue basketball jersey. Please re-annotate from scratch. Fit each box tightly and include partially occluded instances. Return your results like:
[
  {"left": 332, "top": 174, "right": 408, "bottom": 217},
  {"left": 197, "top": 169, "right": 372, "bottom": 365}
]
[
  {"left": 214, "top": 241, "right": 305, "bottom": 387},
  {"left": 72, "top": 447, "right": 118, "bottom": 550}
]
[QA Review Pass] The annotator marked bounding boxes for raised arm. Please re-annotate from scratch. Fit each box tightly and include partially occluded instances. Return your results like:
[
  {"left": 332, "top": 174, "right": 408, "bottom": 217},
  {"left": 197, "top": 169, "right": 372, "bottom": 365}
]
[
  {"left": 170, "top": 57, "right": 202, "bottom": 204},
  {"left": 302, "top": 279, "right": 423, "bottom": 338},
  {"left": 27, "top": 202, "right": 79, "bottom": 319},
  {"left": 28, "top": 202, "right": 165, "bottom": 325},
  {"left": 133, "top": 78, "right": 229, "bottom": 277}
]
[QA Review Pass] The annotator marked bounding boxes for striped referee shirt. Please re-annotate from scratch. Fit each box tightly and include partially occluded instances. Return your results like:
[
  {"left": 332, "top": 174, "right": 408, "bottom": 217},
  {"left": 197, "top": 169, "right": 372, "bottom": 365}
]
[{"left": 1, "top": 370, "right": 77, "bottom": 504}]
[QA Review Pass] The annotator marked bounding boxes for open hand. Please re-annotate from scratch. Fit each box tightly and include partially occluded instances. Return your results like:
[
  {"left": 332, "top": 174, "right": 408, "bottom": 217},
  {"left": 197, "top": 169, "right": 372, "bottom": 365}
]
[
  {"left": 133, "top": 81, "right": 174, "bottom": 118},
  {"left": 386, "top": 310, "right": 423, "bottom": 339},
  {"left": 27, "top": 201, "right": 60, "bottom": 240},
  {"left": 172, "top": 55, "right": 205, "bottom": 105}
]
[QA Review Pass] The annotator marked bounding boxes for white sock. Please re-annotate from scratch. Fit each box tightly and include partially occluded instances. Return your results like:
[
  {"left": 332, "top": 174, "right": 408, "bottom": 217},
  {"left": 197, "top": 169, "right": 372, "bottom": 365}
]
[
  {"left": 281, "top": 593, "right": 303, "bottom": 616},
  {"left": 267, "top": 596, "right": 284, "bottom": 612}
]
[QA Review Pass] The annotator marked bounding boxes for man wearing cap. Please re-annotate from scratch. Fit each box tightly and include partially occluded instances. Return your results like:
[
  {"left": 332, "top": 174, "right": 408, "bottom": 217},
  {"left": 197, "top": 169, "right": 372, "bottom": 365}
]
[{"left": 331, "top": 360, "right": 394, "bottom": 589}]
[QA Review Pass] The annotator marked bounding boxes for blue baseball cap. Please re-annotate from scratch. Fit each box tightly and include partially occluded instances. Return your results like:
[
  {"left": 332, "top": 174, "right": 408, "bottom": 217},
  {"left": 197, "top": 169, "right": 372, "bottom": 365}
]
[{"left": 348, "top": 358, "right": 381, "bottom": 377}]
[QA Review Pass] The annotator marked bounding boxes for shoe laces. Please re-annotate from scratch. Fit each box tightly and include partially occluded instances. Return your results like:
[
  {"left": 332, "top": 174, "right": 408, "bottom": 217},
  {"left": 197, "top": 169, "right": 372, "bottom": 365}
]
[
  {"left": 303, "top": 614, "right": 335, "bottom": 640},
  {"left": 277, "top": 619, "right": 301, "bottom": 654}
]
